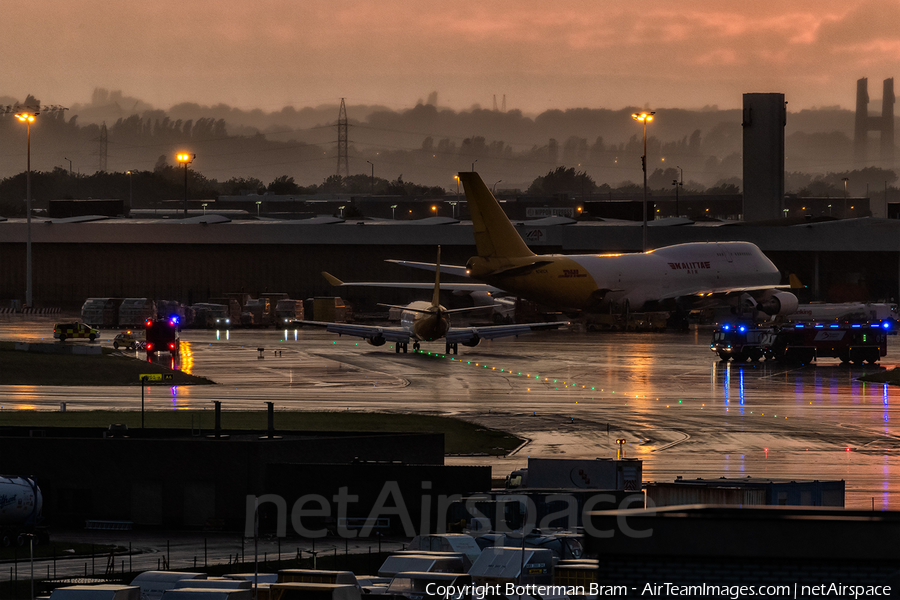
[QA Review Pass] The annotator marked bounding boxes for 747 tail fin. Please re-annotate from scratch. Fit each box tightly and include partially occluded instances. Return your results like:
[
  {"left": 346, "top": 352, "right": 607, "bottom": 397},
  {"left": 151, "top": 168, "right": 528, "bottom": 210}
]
[{"left": 458, "top": 172, "right": 534, "bottom": 260}]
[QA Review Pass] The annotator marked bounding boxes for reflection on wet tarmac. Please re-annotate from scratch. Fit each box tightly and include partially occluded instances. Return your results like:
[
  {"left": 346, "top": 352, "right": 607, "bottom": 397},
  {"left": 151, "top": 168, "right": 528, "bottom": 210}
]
[{"left": 1, "top": 315, "right": 897, "bottom": 508}]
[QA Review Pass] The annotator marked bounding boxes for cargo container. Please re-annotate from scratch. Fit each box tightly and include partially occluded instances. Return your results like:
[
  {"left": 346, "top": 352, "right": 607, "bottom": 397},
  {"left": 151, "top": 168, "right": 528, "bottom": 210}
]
[
  {"left": 309, "top": 297, "right": 350, "bottom": 323},
  {"left": 82, "top": 298, "right": 124, "bottom": 328},
  {"left": 119, "top": 298, "right": 157, "bottom": 327},
  {"left": 646, "top": 477, "right": 844, "bottom": 507}
]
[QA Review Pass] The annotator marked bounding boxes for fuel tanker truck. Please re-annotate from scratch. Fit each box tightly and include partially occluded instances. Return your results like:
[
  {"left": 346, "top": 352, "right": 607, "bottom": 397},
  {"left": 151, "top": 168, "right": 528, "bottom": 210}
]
[{"left": 0, "top": 476, "right": 46, "bottom": 546}]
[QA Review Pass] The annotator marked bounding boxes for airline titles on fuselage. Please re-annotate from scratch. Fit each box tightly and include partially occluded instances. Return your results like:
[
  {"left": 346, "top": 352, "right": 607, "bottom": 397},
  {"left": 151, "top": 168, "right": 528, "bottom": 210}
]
[
  {"left": 668, "top": 261, "right": 711, "bottom": 275},
  {"left": 559, "top": 269, "right": 588, "bottom": 278}
]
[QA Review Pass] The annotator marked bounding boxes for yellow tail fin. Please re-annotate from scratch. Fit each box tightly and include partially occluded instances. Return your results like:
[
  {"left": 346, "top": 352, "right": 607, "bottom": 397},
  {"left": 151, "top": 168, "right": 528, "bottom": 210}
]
[{"left": 458, "top": 172, "right": 534, "bottom": 260}]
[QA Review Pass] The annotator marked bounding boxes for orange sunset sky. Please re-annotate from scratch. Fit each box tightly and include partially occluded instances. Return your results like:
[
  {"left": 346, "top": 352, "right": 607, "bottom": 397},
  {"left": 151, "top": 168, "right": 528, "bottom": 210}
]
[{"left": 2, "top": 1, "right": 898, "bottom": 113}]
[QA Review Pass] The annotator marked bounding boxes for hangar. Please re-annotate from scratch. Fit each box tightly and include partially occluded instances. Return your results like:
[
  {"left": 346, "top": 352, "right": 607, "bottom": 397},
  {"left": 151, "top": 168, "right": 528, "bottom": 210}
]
[{"left": 1, "top": 216, "right": 899, "bottom": 310}]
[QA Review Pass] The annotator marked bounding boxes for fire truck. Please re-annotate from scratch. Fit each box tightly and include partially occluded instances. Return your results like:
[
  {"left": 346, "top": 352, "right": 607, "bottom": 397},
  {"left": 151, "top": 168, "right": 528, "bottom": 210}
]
[
  {"left": 711, "top": 321, "right": 890, "bottom": 365},
  {"left": 144, "top": 316, "right": 181, "bottom": 356}
]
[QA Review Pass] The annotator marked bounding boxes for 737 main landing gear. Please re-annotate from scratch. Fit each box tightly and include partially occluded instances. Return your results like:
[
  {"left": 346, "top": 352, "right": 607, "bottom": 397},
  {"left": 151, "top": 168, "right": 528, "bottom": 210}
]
[{"left": 395, "top": 342, "right": 408, "bottom": 353}]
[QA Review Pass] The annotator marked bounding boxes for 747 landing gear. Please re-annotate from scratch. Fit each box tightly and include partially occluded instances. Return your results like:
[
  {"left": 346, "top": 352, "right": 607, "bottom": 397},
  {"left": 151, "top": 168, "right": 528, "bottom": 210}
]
[
  {"left": 395, "top": 342, "right": 408, "bottom": 353},
  {"left": 445, "top": 342, "right": 458, "bottom": 355},
  {"left": 413, "top": 342, "right": 420, "bottom": 351}
]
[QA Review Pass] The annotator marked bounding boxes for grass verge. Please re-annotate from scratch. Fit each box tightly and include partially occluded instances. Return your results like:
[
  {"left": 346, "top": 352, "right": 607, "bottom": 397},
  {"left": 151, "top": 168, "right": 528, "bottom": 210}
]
[{"left": 0, "top": 341, "right": 213, "bottom": 386}]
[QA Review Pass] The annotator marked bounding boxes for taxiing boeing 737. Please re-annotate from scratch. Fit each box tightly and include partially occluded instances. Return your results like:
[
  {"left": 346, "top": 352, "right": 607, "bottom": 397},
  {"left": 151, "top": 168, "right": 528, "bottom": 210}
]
[
  {"left": 300, "top": 248, "right": 567, "bottom": 354},
  {"left": 391, "top": 172, "right": 798, "bottom": 317}
]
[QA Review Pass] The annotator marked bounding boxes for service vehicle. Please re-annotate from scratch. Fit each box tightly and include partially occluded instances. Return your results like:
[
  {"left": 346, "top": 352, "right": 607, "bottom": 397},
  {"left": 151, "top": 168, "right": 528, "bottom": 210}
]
[
  {"left": 144, "top": 316, "right": 181, "bottom": 356},
  {"left": 709, "top": 323, "right": 777, "bottom": 362},
  {"left": 711, "top": 321, "right": 890, "bottom": 364},
  {"left": 54, "top": 321, "right": 99, "bottom": 342},
  {"left": 505, "top": 457, "right": 642, "bottom": 491},
  {"left": 113, "top": 331, "right": 140, "bottom": 350}
]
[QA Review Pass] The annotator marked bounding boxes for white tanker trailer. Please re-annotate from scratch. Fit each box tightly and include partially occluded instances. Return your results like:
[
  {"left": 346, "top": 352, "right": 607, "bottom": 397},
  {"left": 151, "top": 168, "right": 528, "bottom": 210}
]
[{"left": 0, "top": 475, "right": 45, "bottom": 546}]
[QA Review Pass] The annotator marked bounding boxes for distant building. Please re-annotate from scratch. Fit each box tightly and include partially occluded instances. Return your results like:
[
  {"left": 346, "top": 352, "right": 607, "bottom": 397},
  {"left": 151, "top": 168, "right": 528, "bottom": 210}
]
[{"left": 743, "top": 93, "right": 786, "bottom": 222}]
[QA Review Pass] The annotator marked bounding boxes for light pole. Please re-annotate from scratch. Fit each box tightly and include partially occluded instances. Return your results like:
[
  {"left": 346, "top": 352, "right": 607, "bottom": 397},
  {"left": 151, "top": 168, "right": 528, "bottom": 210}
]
[
  {"left": 390, "top": 204, "right": 398, "bottom": 220},
  {"left": 673, "top": 165, "right": 683, "bottom": 218},
  {"left": 632, "top": 111, "right": 655, "bottom": 252},
  {"left": 366, "top": 160, "right": 375, "bottom": 195},
  {"left": 455, "top": 175, "right": 461, "bottom": 213},
  {"left": 842, "top": 177, "right": 849, "bottom": 217},
  {"left": 202, "top": 203, "right": 208, "bottom": 215},
  {"left": 448, "top": 201, "right": 458, "bottom": 219},
  {"left": 472, "top": 159, "right": 478, "bottom": 172},
  {"left": 493, "top": 180, "right": 502, "bottom": 194},
  {"left": 15, "top": 112, "right": 35, "bottom": 308},
  {"left": 176, "top": 152, "right": 195, "bottom": 217},
  {"left": 64, "top": 157, "right": 72, "bottom": 175},
  {"left": 256, "top": 201, "right": 262, "bottom": 217},
  {"left": 127, "top": 170, "right": 134, "bottom": 216}
]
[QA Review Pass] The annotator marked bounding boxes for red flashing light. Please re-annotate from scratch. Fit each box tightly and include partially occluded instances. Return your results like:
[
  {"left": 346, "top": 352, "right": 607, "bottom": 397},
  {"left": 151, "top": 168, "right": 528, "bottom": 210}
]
[
  {"left": 846, "top": 447, "right": 852, "bottom": 452},
  {"left": 146, "top": 319, "right": 153, "bottom": 327},
  {"left": 146, "top": 343, "right": 153, "bottom": 350},
  {"left": 169, "top": 342, "right": 175, "bottom": 350}
]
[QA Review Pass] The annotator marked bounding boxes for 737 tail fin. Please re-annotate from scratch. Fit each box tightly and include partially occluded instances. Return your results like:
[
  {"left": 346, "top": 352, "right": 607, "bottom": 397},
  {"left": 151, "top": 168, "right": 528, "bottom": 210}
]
[
  {"left": 458, "top": 172, "right": 534, "bottom": 260},
  {"left": 432, "top": 246, "right": 442, "bottom": 308}
]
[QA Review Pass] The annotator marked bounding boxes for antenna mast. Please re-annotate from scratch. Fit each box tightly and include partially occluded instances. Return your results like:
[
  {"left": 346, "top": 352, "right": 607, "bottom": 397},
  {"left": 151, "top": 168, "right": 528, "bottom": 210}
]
[{"left": 337, "top": 98, "right": 349, "bottom": 178}]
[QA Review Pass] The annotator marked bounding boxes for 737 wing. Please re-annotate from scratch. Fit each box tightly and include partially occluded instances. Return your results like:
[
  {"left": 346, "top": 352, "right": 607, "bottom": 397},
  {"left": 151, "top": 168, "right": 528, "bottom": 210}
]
[
  {"left": 445, "top": 321, "right": 568, "bottom": 345},
  {"left": 299, "top": 321, "right": 410, "bottom": 345}
]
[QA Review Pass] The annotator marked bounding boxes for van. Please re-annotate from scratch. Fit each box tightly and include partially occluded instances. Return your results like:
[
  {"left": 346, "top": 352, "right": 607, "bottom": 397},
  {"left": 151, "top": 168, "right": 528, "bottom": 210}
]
[
  {"left": 49, "top": 585, "right": 140, "bottom": 600},
  {"left": 267, "top": 583, "right": 361, "bottom": 600}
]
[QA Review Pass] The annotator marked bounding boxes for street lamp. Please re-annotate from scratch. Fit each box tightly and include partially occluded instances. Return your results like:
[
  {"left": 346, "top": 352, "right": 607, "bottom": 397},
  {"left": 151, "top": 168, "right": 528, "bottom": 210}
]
[
  {"left": 366, "top": 160, "right": 375, "bottom": 195},
  {"left": 493, "top": 180, "right": 502, "bottom": 194},
  {"left": 390, "top": 204, "right": 398, "bottom": 220},
  {"left": 64, "top": 157, "right": 72, "bottom": 175},
  {"left": 15, "top": 112, "right": 35, "bottom": 308},
  {"left": 842, "top": 177, "right": 849, "bottom": 217},
  {"left": 202, "top": 203, "right": 208, "bottom": 215},
  {"left": 472, "top": 159, "right": 478, "bottom": 172},
  {"left": 448, "top": 201, "right": 458, "bottom": 219},
  {"left": 632, "top": 111, "right": 655, "bottom": 252},
  {"left": 175, "top": 152, "right": 195, "bottom": 217},
  {"left": 256, "top": 201, "right": 262, "bottom": 217}
]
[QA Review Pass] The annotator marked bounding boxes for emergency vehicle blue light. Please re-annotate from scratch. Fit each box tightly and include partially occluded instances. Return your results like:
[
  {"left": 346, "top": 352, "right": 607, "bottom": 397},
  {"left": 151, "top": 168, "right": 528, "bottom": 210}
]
[
  {"left": 829, "top": 324, "right": 839, "bottom": 328},
  {"left": 170, "top": 315, "right": 179, "bottom": 324},
  {"left": 739, "top": 326, "right": 747, "bottom": 332},
  {"left": 814, "top": 324, "right": 824, "bottom": 328},
  {"left": 851, "top": 324, "right": 861, "bottom": 328},
  {"left": 883, "top": 321, "right": 892, "bottom": 330},
  {"left": 871, "top": 323, "right": 880, "bottom": 328},
  {"left": 795, "top": 324, "right": 805, "bottom": 328},
  {"left": 723, "top": 325, "right": 730, "bottom": 330}
]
